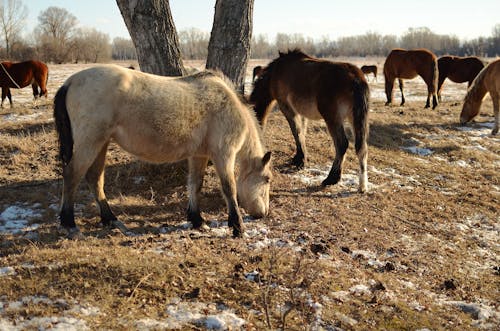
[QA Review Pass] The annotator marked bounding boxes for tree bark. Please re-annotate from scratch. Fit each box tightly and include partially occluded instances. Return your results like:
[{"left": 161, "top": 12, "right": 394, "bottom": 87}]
[
  {"left": 206, "top": 0, "right": 253, "bottom": 93},
  {"left": 116, "top": 0, "right": 184, "bottom": 76}
]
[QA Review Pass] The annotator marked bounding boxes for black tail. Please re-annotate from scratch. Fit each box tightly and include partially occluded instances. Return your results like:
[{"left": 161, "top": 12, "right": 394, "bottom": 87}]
[
  {"left": 53, "top": 85, "right": 73, "bottom": 165},
  {"left": 352, "top": 78, "right": 370, "bottom": 152}
]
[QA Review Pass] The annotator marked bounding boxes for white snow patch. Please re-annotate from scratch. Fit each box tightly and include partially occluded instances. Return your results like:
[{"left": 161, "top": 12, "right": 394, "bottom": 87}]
[
  {"left": 0, "top": 204, "right": 42, "bottom": 235},
  {"left": 402, "top": 146, "right": 433, "bottom": 156},
  {"left": 136, "top": 299, "right": 246, "bottom": 330},
  {"left": 0, "top": 267, "right": 16, "bottom": 277}
]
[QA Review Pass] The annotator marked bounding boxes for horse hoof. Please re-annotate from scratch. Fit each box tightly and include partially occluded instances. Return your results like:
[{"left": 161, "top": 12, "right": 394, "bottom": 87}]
[
  {"left": 321, "top": 176, "right": 340, "bottom": 187},
  {"left": 59, "top": 226, "right": 83, "bottom": 239},
  {"left": 232, "top": 226, "right": 243, "bottom": 238},
  {"left": 291, "top": 158, "right": 305, "bottom": 169}
]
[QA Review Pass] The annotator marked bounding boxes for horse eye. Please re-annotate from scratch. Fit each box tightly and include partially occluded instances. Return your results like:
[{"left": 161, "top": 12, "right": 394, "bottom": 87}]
[{"left": 264, "top": 176, "right": 271, "bottom": 183}]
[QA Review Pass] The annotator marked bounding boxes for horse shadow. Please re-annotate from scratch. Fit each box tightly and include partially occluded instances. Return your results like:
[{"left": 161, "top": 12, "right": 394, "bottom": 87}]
[{"left": 0, "top": 159, "right": 231, "bottom": 249}]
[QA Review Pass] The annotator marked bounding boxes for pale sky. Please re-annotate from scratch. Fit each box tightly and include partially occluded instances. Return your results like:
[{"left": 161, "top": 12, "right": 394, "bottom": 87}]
[{"left": 24, "top": 0, "right": 499, "bottom": 41}]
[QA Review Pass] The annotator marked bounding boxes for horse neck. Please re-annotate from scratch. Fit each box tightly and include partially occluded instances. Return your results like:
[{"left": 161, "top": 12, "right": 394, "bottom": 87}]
[
  {"left": 465, "top": 73, "right": 488, "bottom": 108},
  {"left": 238, "top": 114, "right": 265, "bottom": 173}
]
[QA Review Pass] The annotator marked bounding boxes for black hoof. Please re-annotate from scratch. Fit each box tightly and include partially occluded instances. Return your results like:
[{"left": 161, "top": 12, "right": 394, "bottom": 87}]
[
  {"left": 232, "top": 225, "right": 243, "bottom": 238},
  {"left": 188, "top": 210, "right": 205, "bottom": 229},
  {"left": 322, "top": 174, "right": 341, "bottom": 186},
  {"left": 291, "top": 156, "right": 305, "bottom": 169},
  {"left": 59, "top": 226, "right": 83, "bottom": 239}
]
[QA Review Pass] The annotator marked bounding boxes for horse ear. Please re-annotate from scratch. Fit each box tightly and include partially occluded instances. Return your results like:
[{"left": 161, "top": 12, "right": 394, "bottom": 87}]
[
  {"left": 278, "top": 51, "right": 284, "bottom": 57},
  {"left": 262, "top": 151, "right": 272, "bottom": 167}
]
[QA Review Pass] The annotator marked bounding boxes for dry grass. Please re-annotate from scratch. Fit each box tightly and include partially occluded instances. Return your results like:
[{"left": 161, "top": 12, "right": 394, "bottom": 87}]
[{"left": 0, "top": 59, "right": 498, "bottom": 330}]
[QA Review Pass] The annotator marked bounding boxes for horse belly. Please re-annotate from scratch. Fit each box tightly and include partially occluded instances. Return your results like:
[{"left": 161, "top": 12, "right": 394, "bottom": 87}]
[
  {"left": 112, "top": 124, "right": 204, "bottom": 163},
  {"left": 288, "top": 97, "right": 322, "bottom": 120}
]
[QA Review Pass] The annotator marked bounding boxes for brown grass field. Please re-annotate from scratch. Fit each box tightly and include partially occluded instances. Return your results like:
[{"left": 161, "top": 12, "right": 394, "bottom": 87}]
[{"left": 0, "top": 58, "right": 499, "bottom": 330}]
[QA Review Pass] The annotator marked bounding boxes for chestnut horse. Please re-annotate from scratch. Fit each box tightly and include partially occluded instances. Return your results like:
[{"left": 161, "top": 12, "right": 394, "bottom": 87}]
[
  {"left": 460, "top": 58, "right": 500, "bottom": 135},
  {"left": 0, "top": 60, "right": 49, "bottom": 108},
  {"left": 437, "top": 55, "right": 485, "bottom": 100},
  {"left": 361, "top": 65, "right": 377, "bottom": 81},
  {"left": 383, "top": 48, "right": 438, "bottom": 109},
  {"left": 54, "top": 66, "right": 272, "bottom": 238},
  {"left": 250, "top": 50, "right": 369, "bottom": 192}
]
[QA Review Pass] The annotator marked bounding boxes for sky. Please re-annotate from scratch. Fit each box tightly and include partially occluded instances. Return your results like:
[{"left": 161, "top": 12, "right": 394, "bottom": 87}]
[{"left": 24, "top": 0, "right": 500, "bottom": 41}]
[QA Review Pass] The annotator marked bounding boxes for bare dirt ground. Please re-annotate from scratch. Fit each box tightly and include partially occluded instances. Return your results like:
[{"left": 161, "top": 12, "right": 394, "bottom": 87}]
[{"left": 0, "top": 58, "right": 498, "bottom": 330}]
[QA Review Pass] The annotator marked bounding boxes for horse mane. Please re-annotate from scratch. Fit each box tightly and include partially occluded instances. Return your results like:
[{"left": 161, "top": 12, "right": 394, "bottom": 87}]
[
  {"left": 188, "top": 69, "right": 264, "bottom": 145},
  {"left": 463, "top": 65, "right": 488, "bottom": 105}
]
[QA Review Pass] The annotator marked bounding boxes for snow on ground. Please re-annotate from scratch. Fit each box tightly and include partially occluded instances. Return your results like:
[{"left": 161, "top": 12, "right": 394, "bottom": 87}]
[{"left": 0, "top": 203, "right": 43, "bottom": 235}]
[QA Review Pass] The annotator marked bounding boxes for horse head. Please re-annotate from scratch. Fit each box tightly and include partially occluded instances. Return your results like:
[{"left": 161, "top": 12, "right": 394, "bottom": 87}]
[{"left": 237, "top": 151, "right": 272, "bottom": 218}]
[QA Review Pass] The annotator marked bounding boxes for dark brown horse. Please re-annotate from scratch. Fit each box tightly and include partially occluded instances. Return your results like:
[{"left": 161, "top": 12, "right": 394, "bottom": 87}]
[
  {"left": 0, "top": 60, "right": 49, "bottom": 108},
  {"left": 252, "top": 65, "right": 264, "bottom": 82},
  {"left": 361, "top": 65, "right": 377, "bottom": 81},
  {"left": 437, "top": 55, "right": 485, "bottom": 101},
  {"left": 250, "top": 49, "right": 370, "bottom": 192},
  {"left": 383, "top": 48, "right": 438, "bottom": 109}
]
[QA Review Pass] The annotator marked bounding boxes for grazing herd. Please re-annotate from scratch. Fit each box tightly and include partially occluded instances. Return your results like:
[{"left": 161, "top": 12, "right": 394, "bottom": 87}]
[{"left": 0, "top": 47, "right": 497, "bottom": 238}]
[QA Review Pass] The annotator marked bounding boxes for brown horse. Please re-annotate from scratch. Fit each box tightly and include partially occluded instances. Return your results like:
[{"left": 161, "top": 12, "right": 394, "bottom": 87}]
[
  {"left": 437, "top": 55, "right": 485, "bottom": 100},
  {"left": 252, "top": 65, "right": 264, "bottom": 82},
  {"left": 460, "top": 58, "right": 500, "bottom": 135},
  {"left": 0, "top": 60, "right": 49, "bottom": 108},
  {"left": 250, "top": 49, "right": 370, "bottom": 192},
  {"left": 361, "top": 65, "right": 377, "bottom": 81},
  {"left": 383, "top": 48, "right": 438, "bottom": 109},
  {"left": 53, "top": 66, "right": 272, "bottom": 238}
]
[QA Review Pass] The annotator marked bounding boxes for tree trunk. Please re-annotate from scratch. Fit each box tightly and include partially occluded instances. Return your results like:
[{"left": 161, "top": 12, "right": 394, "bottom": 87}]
[
  {"left": 206, "top": 0, "right": 253, "bottom": 93},
  {"left": 116, "top": 0, "right": 184, "bottom": 76}
]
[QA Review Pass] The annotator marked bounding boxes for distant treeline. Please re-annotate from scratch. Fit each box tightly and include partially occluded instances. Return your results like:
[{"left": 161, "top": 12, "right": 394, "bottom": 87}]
[{"left": 2, "top": 4, "right": 499, "bottom": 63}]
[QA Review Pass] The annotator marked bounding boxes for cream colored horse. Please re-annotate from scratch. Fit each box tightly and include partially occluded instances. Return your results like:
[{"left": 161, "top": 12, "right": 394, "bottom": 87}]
[
  {"left": 54, "top": 65, "right": 272, "bottom": 238},
  {"left": 460, "top": 58, "right": 500, "bottom": 135}
]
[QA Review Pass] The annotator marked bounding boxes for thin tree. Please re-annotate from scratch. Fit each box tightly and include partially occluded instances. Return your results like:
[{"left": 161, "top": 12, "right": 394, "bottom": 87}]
[
  {"left": 206, "top": 0, "right": 253, "bottom": 93},
  {"left": 116, "top": 0, "right": 184, "bottom": 76},
  {"left": 0, "top": 0, "right": 27, "bottom": 58},
  {"left": 36, "top": 6, "right": 77, "bottom": 63}
]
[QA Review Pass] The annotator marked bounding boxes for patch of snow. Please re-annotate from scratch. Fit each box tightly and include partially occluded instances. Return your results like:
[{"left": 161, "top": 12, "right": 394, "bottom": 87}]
[
  {"left": 402, "top": 146, "right": 433, "bottom": 156},
  {"left": 0, "top": 267, "right": 16, "bottom": 277},
  {"left": 349, "top": 284, "right": 371, "bottom": 296},
  {"left": 0, "top": 204, "right": 42, "bottom": 235}
]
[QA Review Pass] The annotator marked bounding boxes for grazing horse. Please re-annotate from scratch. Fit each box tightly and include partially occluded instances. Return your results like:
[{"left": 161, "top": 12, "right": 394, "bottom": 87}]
[
  {"left": 0, "top": 60, "right": 49, "bottom": 108},
  {"left": 250, "top": 49, "right": 370, "bottom": 192},
  {"left": 437, "top": 55, "right": 485, "bottom": 100},
  {"left": 252, "top": 65, "right": 264, "bottom": 82},
  {"left": 460, "top": 58, "right": 500, "bottom": 135},
  {"left": 361, "top": 65, "right": 377, "bottom": 81},
  {"left": 383, "top": 48, "right": 438, "bottom": 109},
  {"left": 53, "top": 65, "right": 272, "bottom": 238}
]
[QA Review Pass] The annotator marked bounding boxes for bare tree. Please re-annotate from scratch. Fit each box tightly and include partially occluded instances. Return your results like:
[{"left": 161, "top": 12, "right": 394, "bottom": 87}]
[
  {"left": 0, "top": 0, "right": 27, "bottom": 58},
  {"left": 35, "top": 6, "right": 77, "bottom": 63},
  {"left": 206, "top": 0, "right": 254, "bottom": 93},
  {"left": 112, "top": 37, "right": 136, "bottom": 60},
  {"left": 116, "top": 0, "right": 184, "bottom": 76},
  {"left": 73, "top": 28, "right": 111, "bottom": 63}
]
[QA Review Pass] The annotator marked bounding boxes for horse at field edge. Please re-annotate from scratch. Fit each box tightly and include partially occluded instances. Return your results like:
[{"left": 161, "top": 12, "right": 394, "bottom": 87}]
[
  {"left": 250, "top": 49, "right": 370, "bottom": 193},
  {"left": 437, "top": 55, "right": 485, "bottom": 101},
  {"left": 361, "top": 65, "right": 377, "bottom": 81},
  {"left": 383, "top": 48, "right": 438, "bottom": 109},
  {"left": 460, "top": 58, "right": 500, "bottom": 135},
  {"left": 54, "top": 65, "right": 272, "bottom": 238},
  {"left": 0, "top": 60, "right": 49, "bottom": 108}
]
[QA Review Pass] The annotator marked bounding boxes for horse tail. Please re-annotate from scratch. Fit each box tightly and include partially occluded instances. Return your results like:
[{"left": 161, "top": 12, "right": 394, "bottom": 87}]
[
  {"left": 431, "top": 57, "right": 439, "bottom": 93},
  {"left": 53, "top": 84, "right": 73, "bottom": 165},
  {"left": 352, "top": 78, "right": 370, "bottom": 153}
]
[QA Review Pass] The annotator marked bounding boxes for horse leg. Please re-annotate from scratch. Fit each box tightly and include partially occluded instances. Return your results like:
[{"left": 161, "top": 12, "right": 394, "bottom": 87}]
[
  {"left": 213, "top": 153, "right": 243, "bottom": 238},
  {"left": 32, "top": 84, "right": 39, "bottom": 107},
  {"left": 280, "top": 102, "right": 308, "bottom": 168},
  {"left": 1, "top": 87, "right": 6, "bottom": 108},
  {"left": 491, "top": 92, "right": 499, "bottom": 135},
  {"left": 384, "top": 77, "right": 394, "bottom": 106},
  {"left": 6, "top": 88, "right": 12, "bottom": 108},
  {"left": 437, "top": 76, "right": 446, "bottom": 102},
  {"left": 322, "top": 122, "right": 348, "bottom": 187},
  {"left": 398, "top": 78, "right": 405, "bottom": 106},
  {"left": 59, "top": 141, "right": 108, "bottom": 236},
  {"left": 187, "top": 156, "right": 209, "bottom": 229},
  {"left": 84, "top": 142, "right": 124, "bottom": 231}
]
